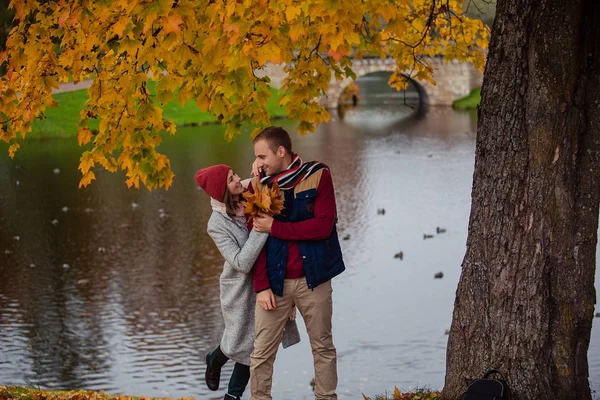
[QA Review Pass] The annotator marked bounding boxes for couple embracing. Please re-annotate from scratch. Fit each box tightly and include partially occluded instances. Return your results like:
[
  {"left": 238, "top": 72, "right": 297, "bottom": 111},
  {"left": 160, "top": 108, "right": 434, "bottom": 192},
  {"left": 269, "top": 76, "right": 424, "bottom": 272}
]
[{"left": 194, "top": 126, "right": 345, "bottom": 400}]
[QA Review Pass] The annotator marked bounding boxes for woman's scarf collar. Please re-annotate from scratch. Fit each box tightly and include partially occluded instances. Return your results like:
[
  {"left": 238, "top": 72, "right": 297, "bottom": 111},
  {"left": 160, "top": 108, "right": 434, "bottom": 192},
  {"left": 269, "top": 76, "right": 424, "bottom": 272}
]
[{"left": 210, "top": 198, "right": 245, "bottom": 217}]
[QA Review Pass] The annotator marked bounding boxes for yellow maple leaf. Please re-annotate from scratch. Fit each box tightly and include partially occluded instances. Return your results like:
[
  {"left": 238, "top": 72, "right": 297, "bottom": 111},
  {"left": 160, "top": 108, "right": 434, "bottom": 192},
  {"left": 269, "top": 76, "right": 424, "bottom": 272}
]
[
  {"left": 78, "top": 170, "right": 96, "bottom": 188},
  {"left": 111, "top": 18, "right": 129, "bottom": 38},
  {"left": 285, "top": 5, "right": 301, "bottom": 22},
  {"left": 8, "top": 143, "right": 20, "bottom": 158},
  {"left": 288, "top": 23, "right": 304, "bottom": 42},
  {"left": 79, "top": 151, "right": 95, "bottom": 174},
  {"left": 256, "top": 42, "right": 282, "bottom": 66},
  {"left": 77, "top": 128, "right": 93, "bottom": 146}
]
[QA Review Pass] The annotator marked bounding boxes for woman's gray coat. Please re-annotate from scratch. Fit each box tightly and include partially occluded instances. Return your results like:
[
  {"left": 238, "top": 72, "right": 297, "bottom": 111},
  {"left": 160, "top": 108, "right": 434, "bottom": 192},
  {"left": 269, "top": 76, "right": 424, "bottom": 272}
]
[{"left": 206, "top": 210, "right": 268, "bottom": 365}]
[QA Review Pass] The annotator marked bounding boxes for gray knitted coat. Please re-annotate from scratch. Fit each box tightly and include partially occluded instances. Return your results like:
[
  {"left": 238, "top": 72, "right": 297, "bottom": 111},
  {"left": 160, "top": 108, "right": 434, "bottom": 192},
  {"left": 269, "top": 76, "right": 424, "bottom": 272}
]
[{"left": 206, "top": 210, "right": 268, "bottom": 365}]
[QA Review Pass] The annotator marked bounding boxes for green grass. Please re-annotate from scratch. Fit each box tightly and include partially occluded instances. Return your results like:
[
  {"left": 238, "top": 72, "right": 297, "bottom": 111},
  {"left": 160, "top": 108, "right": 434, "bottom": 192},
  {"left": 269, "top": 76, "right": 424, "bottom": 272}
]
[
  {"left": 29, "top": 81, "right": 288, "bottom": 138},
  {"left": 452, "top": 88, "right": 481, "bottom": 111}
]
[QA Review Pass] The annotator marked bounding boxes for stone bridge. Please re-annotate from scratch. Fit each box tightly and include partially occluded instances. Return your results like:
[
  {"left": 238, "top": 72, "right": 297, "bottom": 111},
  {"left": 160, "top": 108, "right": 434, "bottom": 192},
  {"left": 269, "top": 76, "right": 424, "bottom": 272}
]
[{"left": 259, "top": 56, "right": 483, "bottom": 109}]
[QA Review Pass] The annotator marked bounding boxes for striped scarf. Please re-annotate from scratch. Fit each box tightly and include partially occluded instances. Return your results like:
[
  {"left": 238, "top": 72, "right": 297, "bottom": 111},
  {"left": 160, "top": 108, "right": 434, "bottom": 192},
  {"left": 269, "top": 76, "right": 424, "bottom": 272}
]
[{"left": 260, "top": 153, "right": 325, "bottom": 190}]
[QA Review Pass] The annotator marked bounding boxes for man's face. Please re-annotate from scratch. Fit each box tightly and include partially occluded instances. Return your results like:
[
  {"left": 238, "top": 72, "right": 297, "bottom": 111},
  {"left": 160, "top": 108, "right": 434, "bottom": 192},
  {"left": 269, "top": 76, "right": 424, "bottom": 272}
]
[{"left": 254, "top": 139, "right": 286, "bottom": 176}]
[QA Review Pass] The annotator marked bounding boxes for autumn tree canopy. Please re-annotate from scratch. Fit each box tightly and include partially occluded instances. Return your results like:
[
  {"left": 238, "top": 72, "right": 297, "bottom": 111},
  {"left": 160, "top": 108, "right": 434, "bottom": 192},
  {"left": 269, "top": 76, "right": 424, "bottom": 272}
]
[{"left": 0, "top": 0, "right": 488, "bottom": 189}]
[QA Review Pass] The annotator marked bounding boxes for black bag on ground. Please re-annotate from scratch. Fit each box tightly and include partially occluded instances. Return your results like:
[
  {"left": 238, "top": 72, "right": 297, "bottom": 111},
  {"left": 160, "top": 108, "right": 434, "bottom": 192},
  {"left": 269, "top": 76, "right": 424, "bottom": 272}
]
[{"left": 459, "top": 369, "right": 511, "bottom": 400}]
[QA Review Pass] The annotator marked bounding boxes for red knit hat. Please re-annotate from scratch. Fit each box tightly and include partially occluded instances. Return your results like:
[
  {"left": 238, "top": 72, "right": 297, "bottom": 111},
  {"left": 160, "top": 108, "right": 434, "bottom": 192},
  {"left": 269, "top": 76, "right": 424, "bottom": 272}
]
[{"left": 194, "top": 164, "right": 231, "bottom": 201}]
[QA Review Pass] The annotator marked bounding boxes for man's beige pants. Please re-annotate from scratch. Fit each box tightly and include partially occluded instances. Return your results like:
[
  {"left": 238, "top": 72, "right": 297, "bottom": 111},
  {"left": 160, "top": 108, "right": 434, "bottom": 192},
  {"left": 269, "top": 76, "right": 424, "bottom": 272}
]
[{"left": 250, "top": 279, "right": 337, "bottom": 400}]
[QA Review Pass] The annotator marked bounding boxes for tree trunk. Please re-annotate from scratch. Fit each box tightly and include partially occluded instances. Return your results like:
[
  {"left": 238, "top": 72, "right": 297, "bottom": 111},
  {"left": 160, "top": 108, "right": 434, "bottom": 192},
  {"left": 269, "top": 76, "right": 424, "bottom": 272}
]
[{"left": 443, "top": 0, "right": 600, "bottom": 399}]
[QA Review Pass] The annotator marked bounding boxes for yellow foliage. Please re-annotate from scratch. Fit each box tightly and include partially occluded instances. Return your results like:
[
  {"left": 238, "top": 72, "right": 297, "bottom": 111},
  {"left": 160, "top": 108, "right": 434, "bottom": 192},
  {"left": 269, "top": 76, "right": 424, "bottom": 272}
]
[
  {"left": 8, "top": 143, "right": 19, "bottom": 158},
  {"left": 0, "top": 0, "right": 489, "bottom": 189},
  {"left": 242, "top": 182, "right": 285, "bottom": 220}
]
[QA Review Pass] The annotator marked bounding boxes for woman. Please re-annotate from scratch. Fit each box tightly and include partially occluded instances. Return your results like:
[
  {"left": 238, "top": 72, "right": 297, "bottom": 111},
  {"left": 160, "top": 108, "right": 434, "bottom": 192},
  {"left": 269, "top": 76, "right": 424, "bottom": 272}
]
[{"left": 195, "top": 164, "right": 298, "bottom": 400}]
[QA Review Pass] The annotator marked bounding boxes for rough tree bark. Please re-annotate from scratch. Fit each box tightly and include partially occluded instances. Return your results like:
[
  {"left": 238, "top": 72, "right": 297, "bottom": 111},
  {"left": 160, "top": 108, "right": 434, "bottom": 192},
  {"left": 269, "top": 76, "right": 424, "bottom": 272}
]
[{"left": 443, "top": 0, "right": 599, "bottom": 399}]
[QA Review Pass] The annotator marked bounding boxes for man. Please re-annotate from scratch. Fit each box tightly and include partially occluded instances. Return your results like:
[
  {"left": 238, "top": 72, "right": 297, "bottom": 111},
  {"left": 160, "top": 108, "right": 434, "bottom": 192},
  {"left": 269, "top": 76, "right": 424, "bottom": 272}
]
[{"left": 248, "top": 126, "right": 345, "bottom": 400}]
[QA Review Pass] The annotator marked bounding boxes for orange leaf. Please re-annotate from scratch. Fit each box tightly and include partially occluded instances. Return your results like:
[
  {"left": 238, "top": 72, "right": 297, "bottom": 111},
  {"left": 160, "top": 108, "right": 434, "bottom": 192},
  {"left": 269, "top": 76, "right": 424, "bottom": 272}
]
[
  {"left": 58, "top": 11, "right": 69, "bottom": 27},
  {"left": 165, "top": 14, "right": 183, "bottom": 34},
  {"left": 328, "top": 45, "right": 348, "bottom": 62},
  {"left": 242, "top": 182, "right": 284, "bottom": 220},
  {"left": 394, "top": 386, "right": 402, "bottom": 399}
]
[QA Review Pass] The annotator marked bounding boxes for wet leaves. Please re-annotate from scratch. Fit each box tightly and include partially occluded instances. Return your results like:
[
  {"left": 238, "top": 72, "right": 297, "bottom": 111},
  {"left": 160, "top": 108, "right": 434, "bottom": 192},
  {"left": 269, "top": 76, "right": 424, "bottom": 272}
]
[
  {"left": 0, "top": 387, "right": 194, "bottom": 400},
  {"left": 363, "top": 387, "right": 441, "bottom": 400}
]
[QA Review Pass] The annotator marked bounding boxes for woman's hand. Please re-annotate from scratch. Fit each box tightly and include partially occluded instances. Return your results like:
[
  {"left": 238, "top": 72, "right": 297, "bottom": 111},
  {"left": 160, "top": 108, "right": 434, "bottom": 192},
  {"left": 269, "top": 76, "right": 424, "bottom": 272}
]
[{"left": 254, "top": 214, "right": 274, "bottom": 233}]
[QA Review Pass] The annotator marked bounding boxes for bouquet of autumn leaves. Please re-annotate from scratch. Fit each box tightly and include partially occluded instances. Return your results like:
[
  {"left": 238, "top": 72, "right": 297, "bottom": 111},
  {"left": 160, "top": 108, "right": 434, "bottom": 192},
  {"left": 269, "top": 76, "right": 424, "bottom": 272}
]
[{"left": 242, "top": 182, "right": 285, "bottom": 220}]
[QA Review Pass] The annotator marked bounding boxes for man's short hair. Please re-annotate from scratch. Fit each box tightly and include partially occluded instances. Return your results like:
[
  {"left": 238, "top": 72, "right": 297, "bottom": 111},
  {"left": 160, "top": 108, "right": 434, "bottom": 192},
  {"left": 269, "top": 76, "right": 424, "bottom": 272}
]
[{"left": 253, "top": 126, "right": 292, "bottom": 155}]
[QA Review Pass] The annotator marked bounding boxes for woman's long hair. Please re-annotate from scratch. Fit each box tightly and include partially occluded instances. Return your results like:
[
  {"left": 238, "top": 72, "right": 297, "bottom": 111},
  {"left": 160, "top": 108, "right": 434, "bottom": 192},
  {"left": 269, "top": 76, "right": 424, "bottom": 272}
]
[{"left": 222, "top": 185, "right": 240, "bottom": 216}]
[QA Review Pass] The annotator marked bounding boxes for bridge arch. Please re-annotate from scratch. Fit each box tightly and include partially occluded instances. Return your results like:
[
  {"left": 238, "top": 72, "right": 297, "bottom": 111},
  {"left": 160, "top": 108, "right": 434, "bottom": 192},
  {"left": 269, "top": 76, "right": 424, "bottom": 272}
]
[
  {"left": 320, "top": 56, "right": 482, "bottom": 109},
  {"left": 256, "top": 57, "right": 482, "bottom": 109},
  {"left": 334, "top": 69, "right": 430, "bottom": 115}
]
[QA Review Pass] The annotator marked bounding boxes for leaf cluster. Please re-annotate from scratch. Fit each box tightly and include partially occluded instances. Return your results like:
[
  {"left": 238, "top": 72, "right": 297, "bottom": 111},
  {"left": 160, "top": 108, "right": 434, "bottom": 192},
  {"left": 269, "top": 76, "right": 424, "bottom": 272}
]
[{"left": 242, "top": 182, "right": 285, "bottom": 220}]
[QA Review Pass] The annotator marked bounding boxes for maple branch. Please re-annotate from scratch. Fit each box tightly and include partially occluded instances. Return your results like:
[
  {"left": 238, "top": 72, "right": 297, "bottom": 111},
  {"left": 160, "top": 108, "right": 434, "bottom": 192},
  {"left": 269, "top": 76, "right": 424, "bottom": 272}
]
[
  {"left": 186, "top": 44, "right": 199, "bottom": 55},
  {"left": 309, "top": 35, "right": 322, "bottom": 58},
  {"left": 93, "top": 67, "right": 102, "bottom": 99},
  {"left": 464, "top": 0, "right": 487, "bottom": 16},
  {"left": 0, "top": 116, "right": 18, "bottom": 127},
  {"left": 116, "top": 105, "right": 127, "bottom": 128},
  {"left": 361, "top": 16, "right": 370, "bottom": 38},
  {"left": 155, "top": 58, "right": 168, "bottom": 71},
  {"left": 381, "top": 1, "right": 437, "bottom": 50}
]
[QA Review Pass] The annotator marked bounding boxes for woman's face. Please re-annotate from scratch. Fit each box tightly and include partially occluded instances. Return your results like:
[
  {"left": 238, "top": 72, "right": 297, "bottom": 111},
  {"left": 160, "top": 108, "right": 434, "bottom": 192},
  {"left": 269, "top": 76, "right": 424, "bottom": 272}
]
[{"left": 227, "top": 169, "right": 243, "bottom": 195}]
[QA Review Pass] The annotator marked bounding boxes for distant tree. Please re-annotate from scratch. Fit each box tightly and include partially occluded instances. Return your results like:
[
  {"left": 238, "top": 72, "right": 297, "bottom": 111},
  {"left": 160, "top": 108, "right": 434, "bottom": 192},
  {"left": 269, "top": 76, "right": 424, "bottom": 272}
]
[{"left": 0, "top": 0, "right": 487, "bottom": 189}]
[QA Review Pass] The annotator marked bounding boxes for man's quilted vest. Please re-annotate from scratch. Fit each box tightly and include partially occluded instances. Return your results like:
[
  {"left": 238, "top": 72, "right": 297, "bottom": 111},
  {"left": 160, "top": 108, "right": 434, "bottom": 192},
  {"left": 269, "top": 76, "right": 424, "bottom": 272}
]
[{"left": 252, "top": 169, "right": 345, "bottom": 296}]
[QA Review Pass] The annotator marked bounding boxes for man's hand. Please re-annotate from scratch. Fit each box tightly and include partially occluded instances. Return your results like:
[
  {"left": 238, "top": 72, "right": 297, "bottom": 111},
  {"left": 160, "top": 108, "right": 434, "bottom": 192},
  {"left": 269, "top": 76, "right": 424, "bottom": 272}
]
[
  {"left": 251, "top": 159, "right": 262, "bottom": 177},
  {"left": 257, "top": 289, "right": 276, "bottom": 310},
  {"left": 254, "top": 214, "right": 274, "bottom": 233}
]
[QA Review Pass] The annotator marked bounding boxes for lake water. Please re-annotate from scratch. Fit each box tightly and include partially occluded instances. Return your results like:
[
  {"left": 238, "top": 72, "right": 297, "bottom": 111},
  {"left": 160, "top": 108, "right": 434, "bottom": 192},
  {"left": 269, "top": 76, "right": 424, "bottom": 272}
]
[{"left": 1, "top": 74, "right": 598, "bottom": 399}]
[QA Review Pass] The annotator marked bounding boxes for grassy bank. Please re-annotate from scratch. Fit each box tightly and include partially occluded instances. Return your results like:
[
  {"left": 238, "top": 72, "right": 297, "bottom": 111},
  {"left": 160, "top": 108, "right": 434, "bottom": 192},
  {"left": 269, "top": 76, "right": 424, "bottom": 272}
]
[
  {"left": 452, "top": 88, "right": 481, "bottom": 111},
  {"left": 365, "top": 387, "right": 441, "bottom": 399},
  {"left": 30, "top": 82, "right": 288, "bottom": 138},
  {"left": 0, "top": 386, "right": 190, "bottom": 400},
  {"left": 1, "top": 386, "right": 441, "bottom": 400}
]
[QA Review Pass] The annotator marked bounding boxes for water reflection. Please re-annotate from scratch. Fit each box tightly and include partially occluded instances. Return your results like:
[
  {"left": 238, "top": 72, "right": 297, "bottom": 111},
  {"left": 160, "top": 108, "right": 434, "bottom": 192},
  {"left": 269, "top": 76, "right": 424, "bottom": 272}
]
[
  {"left": 337, "top": 71, "right": 424, "bottom": 132},
  {"left": 1, "top": 107, "right": 598, "bottom": 399}
]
